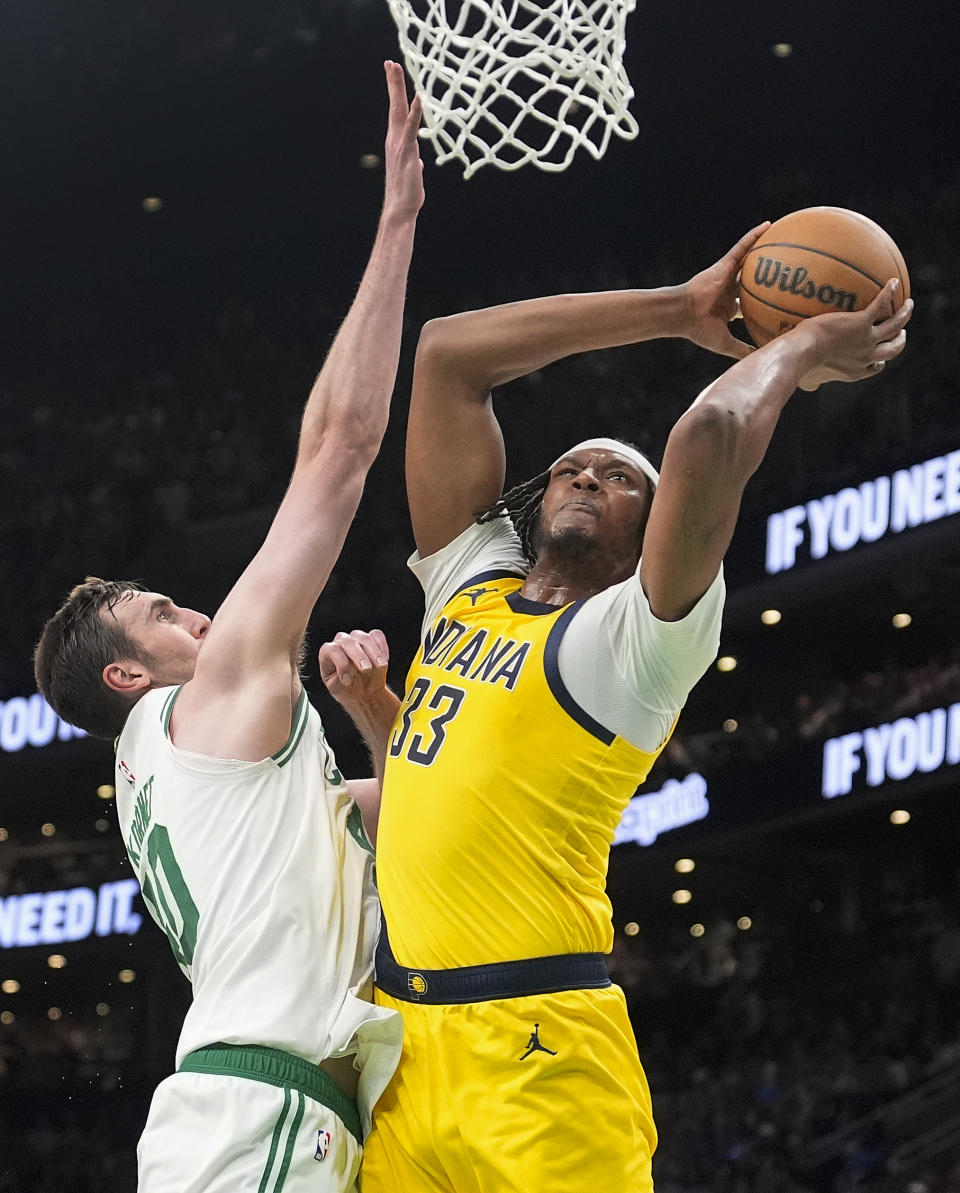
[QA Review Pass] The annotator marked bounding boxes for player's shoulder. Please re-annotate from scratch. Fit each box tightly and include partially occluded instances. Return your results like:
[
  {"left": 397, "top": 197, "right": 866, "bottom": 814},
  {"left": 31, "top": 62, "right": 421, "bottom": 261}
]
[
  {"left": 413, "top": 516, "right": 528, "bottom": 625},
  {"left": 117, "top": 685, "right": 180, "bottom": 752},
  {"left": 412, "top": 515, "right": 525, "bottom": 568}
]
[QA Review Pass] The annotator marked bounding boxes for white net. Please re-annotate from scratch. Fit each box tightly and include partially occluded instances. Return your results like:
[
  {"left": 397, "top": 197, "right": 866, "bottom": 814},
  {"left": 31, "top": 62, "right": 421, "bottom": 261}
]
[{"left": 386, "top": 0, "right": 639, "bottom": 178}]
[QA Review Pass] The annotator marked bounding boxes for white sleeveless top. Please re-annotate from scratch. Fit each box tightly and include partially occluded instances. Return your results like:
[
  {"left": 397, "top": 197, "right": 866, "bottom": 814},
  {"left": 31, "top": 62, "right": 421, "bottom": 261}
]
[{"left": 114, "top": 685, "right": 401, "bottom": 1135}]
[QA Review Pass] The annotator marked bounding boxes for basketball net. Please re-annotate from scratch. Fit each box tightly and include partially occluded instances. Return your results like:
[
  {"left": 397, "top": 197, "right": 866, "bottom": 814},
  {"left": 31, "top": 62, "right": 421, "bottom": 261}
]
[{"left": 385, "top": 0, "right": 639, "bottom": 178}]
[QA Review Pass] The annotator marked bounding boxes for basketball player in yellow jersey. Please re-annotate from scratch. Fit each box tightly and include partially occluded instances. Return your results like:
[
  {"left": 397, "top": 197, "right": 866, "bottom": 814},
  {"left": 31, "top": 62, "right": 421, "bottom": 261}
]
[{"left": 322, "top": 233, "right": 912, "bottom": 1191}]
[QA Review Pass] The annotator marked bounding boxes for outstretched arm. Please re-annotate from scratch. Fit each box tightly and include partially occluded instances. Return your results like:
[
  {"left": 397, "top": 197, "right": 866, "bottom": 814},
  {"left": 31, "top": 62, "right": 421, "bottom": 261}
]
[
  {"left": 174, "top": 64, "right": 424, "bottom": 761},
  {"left": 640, "top": 281, "right": 913, "bottom": 622},
  {"left": 405, "top": 225, "right": 770, "bottom": 557}
]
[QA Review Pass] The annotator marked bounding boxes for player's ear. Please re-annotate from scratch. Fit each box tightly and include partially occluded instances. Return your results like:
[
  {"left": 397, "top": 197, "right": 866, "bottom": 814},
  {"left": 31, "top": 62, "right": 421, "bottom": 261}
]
[{"left": 103, "top": 660, "right": 150, "bottom": 695}]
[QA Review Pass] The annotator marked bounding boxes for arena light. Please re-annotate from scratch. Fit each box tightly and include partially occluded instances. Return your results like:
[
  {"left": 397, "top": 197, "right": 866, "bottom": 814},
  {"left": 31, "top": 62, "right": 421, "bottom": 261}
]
[
  {"left": 95, "top": 819, "right": 109, "bottom": 832},
  {"left": 760, "top": 608, "right": 782, "bottom": 625},
  {"left": 1, "top": 979, "right": 19, "bottom": 994},
  {"left": 771, "top": 43, "right": 793, "bottom": 57},
  {"left": 47, "top": 954, "right": 67, "bottom": 970},
  {"left": 141, "top": 196, "right": 163, "bottom": 213},
  {"left": 0, "top": 828, "right": 7, "bottom": 842},
  {"left": 359, "top": 153, "right": 381, "bottom": 169},
  {"left": 96, "top": 1002, "right": 110, "bottom": 1017},
  {"left": 623, "top": 921, "right": 639, "bottom": 937},
  {"left": 723, "top": 718, "right": 738, "bottom": 733},
  {"left": 716, "top": 656, "right": 737, "bottom": 673},
  {"left": 674, "top": 858, "right": 695, "bottom": 874},
  {"left": 672, "top": 889, "right": 693, "bottom": 905},
  {"left": 118, "top": 968, "right": 136, "bottom": 984},
  {"left": 890, "top": 809, "right": 911, "bottom": 825},
  {"left": 97, "top": 784, "right": 115, "bottom": 800},
  {"left": 0, "top": 1011, "right": 13, "bottom": 1025},
  {"left": 689, "top": 923, "right": 705, "bottom": 938},
  {"left": 737, "top": 916, "right": 753, "bottom": 931},
  {"left": 892, "top": 613, "right": 912, "bottom": 628},
  {"left": 47, "top": 1006, "right": 62, "bottom": 1020},
  {"left": 40, "top": 822, "right": 56, "bottom": 837}
]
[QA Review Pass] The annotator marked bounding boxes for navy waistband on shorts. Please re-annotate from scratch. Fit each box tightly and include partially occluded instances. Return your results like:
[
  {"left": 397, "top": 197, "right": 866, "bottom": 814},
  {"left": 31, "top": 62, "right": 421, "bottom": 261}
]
[{"left": 375, "top": 934, "right": 610, "bottom": 1005}]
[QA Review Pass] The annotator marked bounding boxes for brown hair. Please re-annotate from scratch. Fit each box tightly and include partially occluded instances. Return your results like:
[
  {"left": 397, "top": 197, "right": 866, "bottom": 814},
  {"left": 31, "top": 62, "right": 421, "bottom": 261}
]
[{"left": 34, "top": 578, "right": 147, "bottom": 740}]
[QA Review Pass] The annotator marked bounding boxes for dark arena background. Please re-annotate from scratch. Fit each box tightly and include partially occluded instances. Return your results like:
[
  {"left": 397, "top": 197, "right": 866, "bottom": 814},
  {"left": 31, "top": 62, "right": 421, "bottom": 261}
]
[{"left": 2, "top": 2, "right": 959, "bottom": 1190}]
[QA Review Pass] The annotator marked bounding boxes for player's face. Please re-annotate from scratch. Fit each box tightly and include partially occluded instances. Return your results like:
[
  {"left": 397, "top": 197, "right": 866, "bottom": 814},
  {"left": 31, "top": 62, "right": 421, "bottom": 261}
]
[
  {"left": 105, "top": 591, "right": 211, "bottom": 685},
  {"left": 538, "top": 449, "right": 653, "bottom": 566}
]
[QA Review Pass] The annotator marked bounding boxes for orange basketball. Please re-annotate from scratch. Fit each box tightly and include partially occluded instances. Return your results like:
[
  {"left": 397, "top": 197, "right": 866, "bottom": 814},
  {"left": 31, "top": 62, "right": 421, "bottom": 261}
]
[{"left": 738, "top": 207, "right": 910, "bottom": 347}]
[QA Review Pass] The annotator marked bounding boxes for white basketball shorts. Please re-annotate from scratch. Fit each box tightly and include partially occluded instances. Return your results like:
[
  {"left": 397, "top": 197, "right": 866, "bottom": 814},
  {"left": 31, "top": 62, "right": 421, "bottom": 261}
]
[{"left": 138, "top": 1043, "right": 362, "bottom": 1193}]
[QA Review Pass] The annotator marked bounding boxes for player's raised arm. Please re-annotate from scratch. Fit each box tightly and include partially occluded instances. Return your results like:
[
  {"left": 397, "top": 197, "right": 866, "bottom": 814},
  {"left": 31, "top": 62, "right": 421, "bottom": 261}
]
[
  {"left": 405, "top": 224, "right": 769, "bottom": 558},
  {"left": 171, "top": 63, "right": 424, "bottom": 759},
  {"left": 639, "top": 282, "right": 913, "bottom": 623}
]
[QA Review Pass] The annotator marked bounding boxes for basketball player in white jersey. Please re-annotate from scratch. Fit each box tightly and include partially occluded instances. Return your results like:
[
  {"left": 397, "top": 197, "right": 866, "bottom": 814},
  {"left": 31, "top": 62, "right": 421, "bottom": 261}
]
[{"left": 33, "top": 63, "right": 424, "bottom": 1193}]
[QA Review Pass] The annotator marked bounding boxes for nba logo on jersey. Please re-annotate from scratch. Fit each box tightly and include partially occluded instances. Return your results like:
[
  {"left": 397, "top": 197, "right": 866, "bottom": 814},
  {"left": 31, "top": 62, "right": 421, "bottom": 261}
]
[
  {"left": 315, "top": 1130, "right": 331, "bottom": 1162},
  {"left": 119, "top": 758, "right": 136, "bottom": 785}
]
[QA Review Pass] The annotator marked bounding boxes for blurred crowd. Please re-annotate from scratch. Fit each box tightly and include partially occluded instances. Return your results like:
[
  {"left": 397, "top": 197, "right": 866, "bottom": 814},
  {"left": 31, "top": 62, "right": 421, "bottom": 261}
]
[
  {"left": 3, "top": 174, "right": 959, "bottom": 698},
  {"left": 4, "top": 835, "right": 960, "bottom": 1191},
  {"left": 612, "top": 848, "right": 960, "bottom": 1193},
  {"left": 661, "top": 644, "right": 960, "bottom": 780},
  {"left": 2, "top": 30, "right": 959, "bottom": 1181}
]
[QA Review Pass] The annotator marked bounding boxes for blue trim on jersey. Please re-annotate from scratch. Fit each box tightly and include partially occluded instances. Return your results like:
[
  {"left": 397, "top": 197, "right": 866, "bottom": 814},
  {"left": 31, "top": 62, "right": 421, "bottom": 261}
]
[
  {"left": 544, "top": 603, "right": 616, "bottom": 746},
  {"left": 452, "top": 568, "right": 525, "bottom": 600},
  {"left": 505, "top": 589, "right": 566, "bottom": 618}
]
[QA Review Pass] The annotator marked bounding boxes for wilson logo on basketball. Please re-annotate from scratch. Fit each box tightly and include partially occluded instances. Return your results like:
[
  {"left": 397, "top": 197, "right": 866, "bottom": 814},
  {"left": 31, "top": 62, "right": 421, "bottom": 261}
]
[{"left": 752, "top": 257, "right": 858, "bottom": 311}]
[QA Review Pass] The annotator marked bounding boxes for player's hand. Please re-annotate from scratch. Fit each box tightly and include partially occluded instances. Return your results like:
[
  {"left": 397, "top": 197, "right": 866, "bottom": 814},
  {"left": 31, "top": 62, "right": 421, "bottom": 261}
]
[
  {"left": 795, "top": 280, "right": 913, "bottom": 391},
  {"left": 318, "top": 630, "right": 390, "bottom": 706},
  {"left": 382, "top": 61, "right": 424, "bottom": 221},
  {"left": 680, "top": 222, "right": 771, "bottom": 361}
]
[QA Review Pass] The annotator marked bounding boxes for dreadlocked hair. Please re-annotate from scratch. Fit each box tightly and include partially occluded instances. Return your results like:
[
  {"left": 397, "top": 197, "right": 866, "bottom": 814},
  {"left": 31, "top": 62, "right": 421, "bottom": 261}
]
[{"left": 475, "top": 469, "right": 551, "bottom": 565}]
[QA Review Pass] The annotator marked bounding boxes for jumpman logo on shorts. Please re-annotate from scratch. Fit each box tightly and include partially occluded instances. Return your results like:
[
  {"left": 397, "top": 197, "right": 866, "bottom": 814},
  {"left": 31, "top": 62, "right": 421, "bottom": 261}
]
[{"left": 519, "top": 1023, "right": 557, "bottom": 1060}]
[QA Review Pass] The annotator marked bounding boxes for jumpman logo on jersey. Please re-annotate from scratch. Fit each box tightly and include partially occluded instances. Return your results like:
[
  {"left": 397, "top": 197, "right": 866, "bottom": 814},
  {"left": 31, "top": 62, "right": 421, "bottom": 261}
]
[
  {"left": 463, "top": 586, "right": 494, "bottom": 606},
  {"left": 519, "top": 1023, "right": 557, "bottom": 1060}
]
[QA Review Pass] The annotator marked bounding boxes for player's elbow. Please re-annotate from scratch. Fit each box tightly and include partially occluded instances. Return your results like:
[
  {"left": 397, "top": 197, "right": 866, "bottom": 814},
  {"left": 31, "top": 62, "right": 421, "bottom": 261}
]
[
  {"left": 416, "top": 315, "right": 459, "bottom": 362},
  {"left": 670, "top": 401, "right": 756, "bottom": 485},
  {"left": 415, "top": 315, "right": 493, "bottom": 389}
]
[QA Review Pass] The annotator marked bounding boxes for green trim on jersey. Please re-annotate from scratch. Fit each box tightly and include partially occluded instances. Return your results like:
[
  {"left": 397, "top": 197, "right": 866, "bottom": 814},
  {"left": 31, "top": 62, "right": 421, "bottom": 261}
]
[
  {"left": 159, "top": 685, "right": 307, "bottom": 767},
  {"left": 161, "top": 685, "right": 182, "bottom": 735},
  {"left": 346, "top": 803, "right": 375, "bottom": 857},
  {"left": 179, "top": 1041, "right": 362, "bottom": 1144},
  {"left": 272, "top": 689, "right": 309, "bottom": 767}
]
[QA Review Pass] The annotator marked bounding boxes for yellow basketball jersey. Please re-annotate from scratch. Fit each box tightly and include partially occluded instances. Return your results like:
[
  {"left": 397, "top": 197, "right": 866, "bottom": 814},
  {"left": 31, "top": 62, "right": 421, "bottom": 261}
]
[{"left": 378, "top": 573, "right": 674, "bottom": 969}]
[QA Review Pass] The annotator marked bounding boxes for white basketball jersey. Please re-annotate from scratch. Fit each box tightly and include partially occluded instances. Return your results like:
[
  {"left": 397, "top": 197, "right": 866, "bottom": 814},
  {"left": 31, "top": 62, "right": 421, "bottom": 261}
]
[{"left": 114, "top": 685, "right": 401, "bottom": 1134}]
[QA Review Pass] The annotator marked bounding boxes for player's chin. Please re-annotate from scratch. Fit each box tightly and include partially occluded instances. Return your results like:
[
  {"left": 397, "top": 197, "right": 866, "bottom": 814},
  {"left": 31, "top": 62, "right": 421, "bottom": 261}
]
[{"left": 545, "top": 522, "right": 602, "bottom": 556}]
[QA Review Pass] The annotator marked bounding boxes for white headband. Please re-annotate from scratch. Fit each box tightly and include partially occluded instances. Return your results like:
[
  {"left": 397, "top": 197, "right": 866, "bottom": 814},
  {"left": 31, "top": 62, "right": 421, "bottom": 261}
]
[{"left": 550, "top": 438, "right": 659, "bottom": 488}]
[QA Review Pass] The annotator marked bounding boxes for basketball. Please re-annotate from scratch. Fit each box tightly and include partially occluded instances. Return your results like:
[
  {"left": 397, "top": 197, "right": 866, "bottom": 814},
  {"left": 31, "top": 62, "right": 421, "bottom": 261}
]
[{"left": 738, "top": 207, "right": 910, "bottom": 347}]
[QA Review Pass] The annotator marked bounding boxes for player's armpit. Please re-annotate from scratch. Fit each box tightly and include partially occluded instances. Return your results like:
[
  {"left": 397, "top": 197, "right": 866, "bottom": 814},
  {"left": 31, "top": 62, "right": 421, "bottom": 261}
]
[
  {"left": 405, "top": 324, "right": 508, "bottom": 559},
  {"left": 172, "top": 660, "right": 304, "bottom": 762},
  {"left": 347, "top": 779, "right": 381, "bottom": 849}
]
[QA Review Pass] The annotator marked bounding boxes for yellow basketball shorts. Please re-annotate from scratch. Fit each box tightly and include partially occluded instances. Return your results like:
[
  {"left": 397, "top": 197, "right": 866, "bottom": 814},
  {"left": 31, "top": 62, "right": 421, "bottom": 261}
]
[{"left": 360, "top": 984, "right": 656, "bottom": 1193}]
